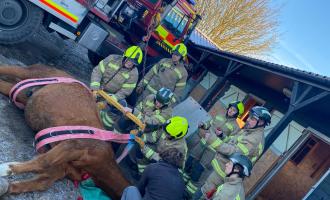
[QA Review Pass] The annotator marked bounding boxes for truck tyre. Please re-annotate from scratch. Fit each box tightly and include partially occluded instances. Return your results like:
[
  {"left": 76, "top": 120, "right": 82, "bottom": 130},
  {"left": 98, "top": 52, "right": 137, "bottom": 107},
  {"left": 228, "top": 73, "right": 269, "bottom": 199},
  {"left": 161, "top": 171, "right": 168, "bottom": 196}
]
[
  {"left": 0, "top": 0, "right": 44, "bottom": 44},
  {"left": 88, "top": 50, "right": 104, "bottom": 66}
]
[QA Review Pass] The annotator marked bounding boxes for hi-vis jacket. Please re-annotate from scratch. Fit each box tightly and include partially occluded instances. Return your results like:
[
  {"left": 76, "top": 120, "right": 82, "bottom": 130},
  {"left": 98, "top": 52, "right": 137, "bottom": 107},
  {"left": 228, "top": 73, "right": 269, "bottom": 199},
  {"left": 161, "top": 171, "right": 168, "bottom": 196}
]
[
  {"left": 137, "top": 58, "right": 187, "bottom": 103},
  {"left": 134, "top": 94, "right": 172, "bottom": 126},
  {"left": 90, "top": 55, "right": 138, "bottom": 100},
  {"left": 141, "top": 130, "right": 187, "bottom": 168},
  {"left": 212, "top": 177, "right": 245, "bottom": 200},
  {"left": 190, "top": 115, "right": 240, "bottom": 167},
  {"left": 202, "top": 127, "right": 265, "bottom": 193}
]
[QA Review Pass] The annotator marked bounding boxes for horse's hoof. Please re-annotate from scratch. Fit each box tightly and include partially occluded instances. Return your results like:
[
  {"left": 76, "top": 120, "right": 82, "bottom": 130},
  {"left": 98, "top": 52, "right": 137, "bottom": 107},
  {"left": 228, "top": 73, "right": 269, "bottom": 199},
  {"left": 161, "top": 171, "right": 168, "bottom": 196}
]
[
  {"left": 0, "top": 162, "right": 20, "bottom": 176},
  {"left": 0, "top": 177, "right": 9, "bottom": 196}
]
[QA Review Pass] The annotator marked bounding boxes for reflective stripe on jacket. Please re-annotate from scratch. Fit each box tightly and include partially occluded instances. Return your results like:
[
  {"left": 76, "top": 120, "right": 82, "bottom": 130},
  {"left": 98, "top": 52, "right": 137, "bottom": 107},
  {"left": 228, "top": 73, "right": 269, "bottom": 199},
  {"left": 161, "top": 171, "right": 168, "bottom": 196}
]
[
  {"left": 133, "top": 94, "right": 172, "bottom": 126},
  {"left": 90, "top": 54, "right": 138, "bottom": 100},
  {"left": 217, "top": 127, "right": 264, "bottom": 163},
  {"left": 141, "top": 131, "right": 187, "bottom": 169},
  {"left": 138, "top": 58, "right": 187, "bottom": 102},
  {"left": 211, "top": 127, "right": 264, "bottom": 179},
  {"left": 212, "top": 177, "right": 245, "bottom": 200},
  {"left": 190, "top": 116, "right": 240, "bottom": 168}
]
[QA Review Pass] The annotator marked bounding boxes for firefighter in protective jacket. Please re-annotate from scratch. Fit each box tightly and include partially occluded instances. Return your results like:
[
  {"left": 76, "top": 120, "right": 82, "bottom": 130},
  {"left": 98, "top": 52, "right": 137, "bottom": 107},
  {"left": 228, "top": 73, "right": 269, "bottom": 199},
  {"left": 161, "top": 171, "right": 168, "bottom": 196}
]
[
  {"left": 211, "top": 153, "right": 252, "bottom": 200},
  {"left": 135, "top": 116, "right": 189, "bottom": 174},
  {"left": 184, "top": 101, "right": 244, "bottom": 197},
  {"left": 136, "top": 43, "right": 188, "bottom": 103},
  {"left": 90, "top": 46, "right": 142, "bottom": 101},
  {"left": 194, "top": 106, "right": 271, "bottom": 200},
  {"left": 134, "top": 88, "right": 174, "bottom": 130}
]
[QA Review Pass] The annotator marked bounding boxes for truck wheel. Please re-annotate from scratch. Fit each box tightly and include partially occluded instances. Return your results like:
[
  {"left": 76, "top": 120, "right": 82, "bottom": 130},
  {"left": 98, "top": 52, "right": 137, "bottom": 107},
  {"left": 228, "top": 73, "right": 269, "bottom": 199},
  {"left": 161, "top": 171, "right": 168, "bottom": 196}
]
[
  {"left": 0, "top": 0, "right": 44, "bottom": 44},
  {"left": 88, "top": 50, "right": 104, "bottom": 66}
]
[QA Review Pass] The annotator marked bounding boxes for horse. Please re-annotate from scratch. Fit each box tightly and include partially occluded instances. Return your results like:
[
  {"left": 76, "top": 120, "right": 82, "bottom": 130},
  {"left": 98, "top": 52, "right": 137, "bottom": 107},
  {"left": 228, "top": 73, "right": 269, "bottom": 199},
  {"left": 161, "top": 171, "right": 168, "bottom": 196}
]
[{"left": 0, "top": 64, "right": 130, "bottom": 199}]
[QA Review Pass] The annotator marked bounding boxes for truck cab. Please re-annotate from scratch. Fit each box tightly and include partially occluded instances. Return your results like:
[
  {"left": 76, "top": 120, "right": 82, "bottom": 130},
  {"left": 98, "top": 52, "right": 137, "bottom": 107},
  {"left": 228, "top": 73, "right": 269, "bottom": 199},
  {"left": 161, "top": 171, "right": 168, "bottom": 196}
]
[{"left": 0, "top": 0, "right": 200, "bottom": 64}]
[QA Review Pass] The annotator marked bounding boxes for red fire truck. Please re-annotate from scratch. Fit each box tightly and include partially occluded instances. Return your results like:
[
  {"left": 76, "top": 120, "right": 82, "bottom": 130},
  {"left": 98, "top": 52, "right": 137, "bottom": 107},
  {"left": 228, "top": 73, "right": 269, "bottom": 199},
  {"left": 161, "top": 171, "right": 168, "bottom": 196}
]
[{"left": 0, "top": 0, "right": 200, "bottom": 64}]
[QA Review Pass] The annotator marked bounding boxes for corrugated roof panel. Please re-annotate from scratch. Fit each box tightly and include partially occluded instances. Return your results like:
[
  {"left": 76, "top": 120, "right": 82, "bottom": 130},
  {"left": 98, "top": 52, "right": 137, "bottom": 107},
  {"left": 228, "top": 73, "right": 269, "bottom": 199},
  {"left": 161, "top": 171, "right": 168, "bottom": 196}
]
[{"left": 189, "top": 29, "right": 219, "bottom": 50}]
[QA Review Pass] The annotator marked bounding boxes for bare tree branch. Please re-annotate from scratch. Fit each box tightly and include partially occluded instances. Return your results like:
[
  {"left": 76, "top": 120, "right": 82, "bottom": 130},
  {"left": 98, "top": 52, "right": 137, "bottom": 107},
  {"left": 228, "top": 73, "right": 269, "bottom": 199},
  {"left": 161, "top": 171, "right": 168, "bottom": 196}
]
[{"left": 196, "top": 0, "right": 280, "bottom": 56}]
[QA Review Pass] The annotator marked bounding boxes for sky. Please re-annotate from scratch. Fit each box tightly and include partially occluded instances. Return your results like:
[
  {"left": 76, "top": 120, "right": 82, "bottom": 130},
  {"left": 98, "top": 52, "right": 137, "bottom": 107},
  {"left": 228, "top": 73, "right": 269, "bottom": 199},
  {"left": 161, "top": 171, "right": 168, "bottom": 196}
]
[{"left": 269, "top": 0, "right": 330, "bottom": 76}]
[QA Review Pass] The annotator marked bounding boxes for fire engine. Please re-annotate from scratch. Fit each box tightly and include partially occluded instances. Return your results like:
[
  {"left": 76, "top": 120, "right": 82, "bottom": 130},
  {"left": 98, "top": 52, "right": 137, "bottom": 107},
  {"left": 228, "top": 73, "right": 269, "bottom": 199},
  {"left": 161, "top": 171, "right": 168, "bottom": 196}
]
[{"left": 0, "top": 0, "right": 200, "bottom": 64}]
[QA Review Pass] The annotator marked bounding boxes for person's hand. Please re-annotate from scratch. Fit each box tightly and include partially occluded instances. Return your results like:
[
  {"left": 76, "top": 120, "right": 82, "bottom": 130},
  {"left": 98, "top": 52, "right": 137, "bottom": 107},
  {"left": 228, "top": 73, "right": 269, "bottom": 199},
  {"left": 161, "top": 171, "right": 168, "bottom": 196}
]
[
  {"left": 198, "top": 129, "right": 207, "bottom": 138},
  {"left": 215, "top": 128, "right": 223, "bottom": 137},
  {"left": 136, "top": 87, "right": 143, "bottom": 94},
  {"left": 96, "top": 101, "right": 107, "bottom": 110},
  {"left": 123, "top": 107, "right": 132, "bottom": 113},
  {"left": 204, "top": 132, "right": 211, "bottom": 140},
  {"left": 92, "top": 90, "right": 98, "bottom": 99},
  {"left": 198, "top": 122, "right": 206, "bottom": 129},
  {"left": 130, "top": 129, "right": 139, "bottom": 135}
]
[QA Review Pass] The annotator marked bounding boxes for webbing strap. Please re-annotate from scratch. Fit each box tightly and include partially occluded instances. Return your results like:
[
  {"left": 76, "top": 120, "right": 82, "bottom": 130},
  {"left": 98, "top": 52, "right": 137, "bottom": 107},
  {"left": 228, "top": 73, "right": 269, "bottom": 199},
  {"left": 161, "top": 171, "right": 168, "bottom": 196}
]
[
  {"left": 9, "top": 77, "right": 90, "bottom": 109},
  {"left": 34, "top": 126, "right": 133, "bottom": 153}
]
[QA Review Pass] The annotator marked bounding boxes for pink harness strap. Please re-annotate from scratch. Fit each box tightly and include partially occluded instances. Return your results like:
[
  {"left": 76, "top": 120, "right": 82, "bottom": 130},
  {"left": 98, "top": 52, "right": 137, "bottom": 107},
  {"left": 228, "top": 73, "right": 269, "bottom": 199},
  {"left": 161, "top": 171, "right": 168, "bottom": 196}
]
[
  {"left": 34, "top": 126, "right": 132, "bottom": 153},
  {"left": 9, "top": 77, "right": 91, "bottom": 109}
]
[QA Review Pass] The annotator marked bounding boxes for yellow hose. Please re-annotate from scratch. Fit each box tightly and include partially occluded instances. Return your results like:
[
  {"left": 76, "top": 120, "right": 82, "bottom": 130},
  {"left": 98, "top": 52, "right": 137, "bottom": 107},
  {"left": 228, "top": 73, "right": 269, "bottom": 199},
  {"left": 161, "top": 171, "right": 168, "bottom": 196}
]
[{"left": 97, "top": 90, "right": 145, "bottom": 130}]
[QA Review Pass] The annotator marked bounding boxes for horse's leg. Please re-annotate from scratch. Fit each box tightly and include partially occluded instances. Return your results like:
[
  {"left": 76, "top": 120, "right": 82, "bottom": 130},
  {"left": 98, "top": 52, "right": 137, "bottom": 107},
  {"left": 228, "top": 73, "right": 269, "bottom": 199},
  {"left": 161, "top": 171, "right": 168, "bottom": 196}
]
[
  {"left": 0, "top": 66, "right": 32, "bottom": 103},
  {"left": 0, "top": 80, "right": 14, "bottom": 96},
  {"left": 9, "top": 166, "right": 67, "bottom": 194},
  {"left": 0, "top": 66, "right": 31, "bottom": 80},
  {"left": 8, "top": 141, "right": 86, "bottom": 176}
]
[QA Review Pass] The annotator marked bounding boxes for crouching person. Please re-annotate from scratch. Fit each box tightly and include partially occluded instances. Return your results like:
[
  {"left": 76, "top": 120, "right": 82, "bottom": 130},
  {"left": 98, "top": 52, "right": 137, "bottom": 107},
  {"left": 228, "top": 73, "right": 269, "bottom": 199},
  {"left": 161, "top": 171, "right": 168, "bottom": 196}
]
[
  {"left": 211, "top": 153, "right": 252, "bottom": 200},
  {"left": 121, "top": 148, "right": 186, "bottom": 200},
  {"left": 135, "top": 116, "right": 188, "bottom": 174},
  {"left": 133, "top": 88, "right": 174, "bottom": 131}
]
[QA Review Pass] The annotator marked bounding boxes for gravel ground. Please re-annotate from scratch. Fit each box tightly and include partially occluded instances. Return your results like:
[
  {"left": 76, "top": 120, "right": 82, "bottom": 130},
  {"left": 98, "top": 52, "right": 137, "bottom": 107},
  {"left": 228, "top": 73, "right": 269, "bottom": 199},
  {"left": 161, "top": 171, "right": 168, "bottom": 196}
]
[
  {"left": 0, "top": 26, "right": 93, "bottom": 83},
  {"left": 0, "top": 27, "right": 101, "bottom": 200}
]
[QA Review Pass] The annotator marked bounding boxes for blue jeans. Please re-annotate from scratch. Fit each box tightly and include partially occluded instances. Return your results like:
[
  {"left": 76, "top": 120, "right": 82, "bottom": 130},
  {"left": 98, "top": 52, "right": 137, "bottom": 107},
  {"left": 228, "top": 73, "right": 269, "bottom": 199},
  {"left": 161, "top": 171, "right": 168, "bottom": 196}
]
[{"left": 121, "top": 186, "right": 142, "bottom": 200}]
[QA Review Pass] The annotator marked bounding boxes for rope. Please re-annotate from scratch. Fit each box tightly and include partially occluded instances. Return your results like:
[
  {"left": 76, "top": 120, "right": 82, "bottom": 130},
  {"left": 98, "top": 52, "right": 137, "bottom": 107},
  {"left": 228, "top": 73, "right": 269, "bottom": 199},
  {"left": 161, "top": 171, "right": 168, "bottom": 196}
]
[{"left": 139, "top": 1, "right": 164, "bottom": 118}]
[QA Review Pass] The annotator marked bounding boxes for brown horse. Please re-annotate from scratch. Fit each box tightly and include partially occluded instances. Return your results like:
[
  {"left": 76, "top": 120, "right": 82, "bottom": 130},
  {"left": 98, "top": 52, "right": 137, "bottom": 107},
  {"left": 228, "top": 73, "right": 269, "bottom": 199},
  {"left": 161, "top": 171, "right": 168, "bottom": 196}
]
[{"left": 0, "top": 64, "right": 130, "bottom": 199}]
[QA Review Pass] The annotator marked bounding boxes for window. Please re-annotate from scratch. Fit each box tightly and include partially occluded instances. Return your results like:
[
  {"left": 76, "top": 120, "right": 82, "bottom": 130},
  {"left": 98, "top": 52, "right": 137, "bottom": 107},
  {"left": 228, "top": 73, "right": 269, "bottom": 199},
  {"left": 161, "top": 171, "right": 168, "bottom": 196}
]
[
  {"left": 200, "top": 72, "right": 217, "bottom": 90},
  {"left": 219, "top": 85, "right": 246, "bottom": 108},
  {"left": 162, "top": 6, "right": 189, "bottom": 37},
  {"left": 291, "top": 137, "right": 317, "bottom": 165}
]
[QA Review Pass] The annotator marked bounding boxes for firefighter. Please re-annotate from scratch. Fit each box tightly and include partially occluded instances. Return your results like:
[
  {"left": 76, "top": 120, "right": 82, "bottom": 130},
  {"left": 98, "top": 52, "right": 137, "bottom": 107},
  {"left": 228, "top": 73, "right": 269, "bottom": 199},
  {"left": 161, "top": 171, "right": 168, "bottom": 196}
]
[
  {"left": 90, "top": 45, "right": 142, "bottom": 101},
  {"left": 136, "top": 43, "right": 188, "bottom": 104},
  {"left": 194, "top": 106, "right": 271, "bottom": 200},
  {"left": 135, "top": 116, "right": 189, "bottom": 174},
  {"left": 184, "top": 101, "right": 244, "bottom": 197},
  {"left": 134, "top": 87, "right": 174, "bottom": 130},
  {"left": 211, "top": 153, "right": 252, "bottom": 200},
  {"left": 90, "top": 46, "right": 142, "bottom": 129}
]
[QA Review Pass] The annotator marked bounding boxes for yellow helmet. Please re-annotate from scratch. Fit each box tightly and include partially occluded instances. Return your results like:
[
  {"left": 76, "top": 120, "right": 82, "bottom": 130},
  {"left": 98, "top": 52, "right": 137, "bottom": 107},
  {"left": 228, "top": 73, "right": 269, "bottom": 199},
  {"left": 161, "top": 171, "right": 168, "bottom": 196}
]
[
  {"left": 228, "top": 101, "right": 245, "bottom": 117},
  {"left": 123, "top": 46, "right": 143, "bottom": 65},
  {"left": 165, "top": 116, "right": 189, "bottom": 139},
  {"left": 172, "top": 43, "right": 187, "bottom": 57}
]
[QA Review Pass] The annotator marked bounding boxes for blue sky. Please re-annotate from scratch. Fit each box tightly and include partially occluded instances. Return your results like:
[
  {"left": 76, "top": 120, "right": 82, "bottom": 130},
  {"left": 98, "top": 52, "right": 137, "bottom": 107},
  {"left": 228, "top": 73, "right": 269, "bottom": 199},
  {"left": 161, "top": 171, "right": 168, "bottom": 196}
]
[{"left": 269, "top": 0, "right": 330, "bottom": 76}]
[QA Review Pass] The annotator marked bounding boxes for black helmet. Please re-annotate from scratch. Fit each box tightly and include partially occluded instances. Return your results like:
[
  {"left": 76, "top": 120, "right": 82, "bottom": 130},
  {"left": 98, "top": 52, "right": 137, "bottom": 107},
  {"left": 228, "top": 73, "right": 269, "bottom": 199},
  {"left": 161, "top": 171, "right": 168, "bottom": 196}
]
[
  {"left": 229, "top": 153, "right": 253, "bottom": 177},
  {"left": 156, "top": 88, "right": 173, "bottom": 105},
  {"left": 250, "top": 106, "right": 271, "bottom": 126},
  {"left": 107, "top": 99, "right": 128, "bottom": 115}
]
